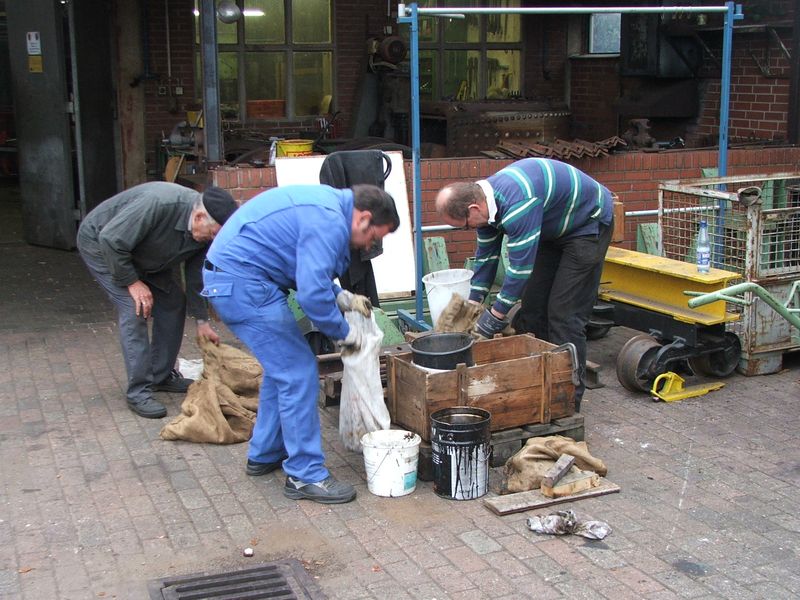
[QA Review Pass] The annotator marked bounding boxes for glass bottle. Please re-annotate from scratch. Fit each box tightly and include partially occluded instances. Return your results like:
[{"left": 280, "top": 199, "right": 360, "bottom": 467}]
[{"left": 697, "top": 220, "right": 711, "bottom": 273}]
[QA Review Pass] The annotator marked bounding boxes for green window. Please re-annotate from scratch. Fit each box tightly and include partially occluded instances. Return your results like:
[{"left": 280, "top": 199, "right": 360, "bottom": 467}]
[
  {"left": 411, "top": 0, "right": 522, "bottom": 101},
  {"left": 194, "top": 0, "right": 333, "bottom": 121}
]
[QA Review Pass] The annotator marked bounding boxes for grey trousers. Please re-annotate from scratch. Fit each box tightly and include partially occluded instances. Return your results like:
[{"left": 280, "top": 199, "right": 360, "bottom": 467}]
[{"left": 77, "top": 239, "right": 186, "bottom": 404}]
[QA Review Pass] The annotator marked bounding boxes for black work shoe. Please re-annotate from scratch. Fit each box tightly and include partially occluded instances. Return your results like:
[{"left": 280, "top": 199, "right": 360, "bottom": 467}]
[
  {"left": 127, "top": 397, "right": 167, "bottom": 419},
  {"left": 153, "top": 369, "right": 193, "bottom": 393},
  {"left": 283, "top": 475, "right": 356, "bottom": 504},
  {"left": 246, "top": 457, "right": 286, "bottom": 477}
]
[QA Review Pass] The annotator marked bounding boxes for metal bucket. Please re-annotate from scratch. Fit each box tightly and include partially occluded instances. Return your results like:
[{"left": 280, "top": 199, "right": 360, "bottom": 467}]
[
  {"left": 410, "top": 332, "right": 474, "bottom": 370},
  {"left": 431, "top": 407, "right": 491, "bottom": 500}
]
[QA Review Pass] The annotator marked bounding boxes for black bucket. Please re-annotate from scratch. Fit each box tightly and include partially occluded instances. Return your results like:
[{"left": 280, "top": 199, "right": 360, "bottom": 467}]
[
  {"left": 430, "top": 407, "right": 491, "bottom": 500},
  {"left": 410, "top": 333, "right": 474, "bottom": 370}
]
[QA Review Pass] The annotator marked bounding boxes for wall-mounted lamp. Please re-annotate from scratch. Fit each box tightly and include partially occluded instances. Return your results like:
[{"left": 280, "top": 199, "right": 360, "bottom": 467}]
[{"left": 216, "top": 0, "right": 242, "bottom": 24}]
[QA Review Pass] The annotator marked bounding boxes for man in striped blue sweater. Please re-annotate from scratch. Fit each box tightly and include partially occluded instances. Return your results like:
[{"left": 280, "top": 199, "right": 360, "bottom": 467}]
[{"left": 435, "top": 158, "right": 614, "bottom": 408}]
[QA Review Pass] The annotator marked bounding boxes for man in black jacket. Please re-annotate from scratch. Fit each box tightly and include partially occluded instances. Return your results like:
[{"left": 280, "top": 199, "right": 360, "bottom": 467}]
[{"left": 77, "top": 182, "right": 237, "bottom": 418}]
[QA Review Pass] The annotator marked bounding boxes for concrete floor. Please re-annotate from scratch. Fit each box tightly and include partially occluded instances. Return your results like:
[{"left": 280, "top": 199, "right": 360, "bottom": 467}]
[{"left": 1, "top": 179, "right": 799, "bottom": 599}]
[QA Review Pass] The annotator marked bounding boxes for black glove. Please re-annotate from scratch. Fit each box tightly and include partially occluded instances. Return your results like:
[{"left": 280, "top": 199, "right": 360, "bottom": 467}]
[{"left": 472, "top": 309, "right": 507, "bottom": 339}]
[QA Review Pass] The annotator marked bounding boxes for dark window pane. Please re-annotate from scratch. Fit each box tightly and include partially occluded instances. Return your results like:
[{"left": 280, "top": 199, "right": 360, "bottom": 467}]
[
  {"left": 293, "top": 51, "right": 332, "bottom": 115},
  {"left": 419, "top": 50, "right": 437, "bottom": 100},
  {"left": 245, "top": 52, "right": 286, "bottom": 118},
  {"left": 487, "top": 50, "right": 519, "bottom": 98},
  {"left": 218, "top": 52, "right": 240, "bottom": 119},
  {"left": 443, "top": 50, "right": 480, "bottom": 100},
  {"left": 486, "top": 1, "right": 521, "bottom": 43},
  {"left": 245, "top": 0, "right": 285, "bottom": 44},
  {"left": 292, "top": 0, "right": 331, "bottom": 44},
  {"left": 443, "top": 0, "right": 479, "bottom": 43}
]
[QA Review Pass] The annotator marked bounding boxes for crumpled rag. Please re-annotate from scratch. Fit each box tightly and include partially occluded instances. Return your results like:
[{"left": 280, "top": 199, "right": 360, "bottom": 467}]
[{"left": 527, "top": 509, "right": 612, "bottom": 540}]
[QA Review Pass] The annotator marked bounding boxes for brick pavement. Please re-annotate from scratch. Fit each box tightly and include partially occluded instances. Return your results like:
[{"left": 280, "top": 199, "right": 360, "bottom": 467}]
[{"left": 1, "top": 240, "right": 799, "bottom": 599}]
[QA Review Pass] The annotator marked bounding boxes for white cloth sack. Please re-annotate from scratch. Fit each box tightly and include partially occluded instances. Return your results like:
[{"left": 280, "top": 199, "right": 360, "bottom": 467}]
[{"left": 338, "top": 311, "right": 390, "bottom": 452}]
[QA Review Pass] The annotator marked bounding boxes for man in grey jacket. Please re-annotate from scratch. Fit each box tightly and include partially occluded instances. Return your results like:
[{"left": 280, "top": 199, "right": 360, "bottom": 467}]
[{"left": 78, "top": 182, "right": 238, "bottom": 418}]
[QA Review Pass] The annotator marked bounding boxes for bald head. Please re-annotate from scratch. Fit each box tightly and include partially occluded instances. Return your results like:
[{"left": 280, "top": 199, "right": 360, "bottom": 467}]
[{"left": 436, "top": 182, "right": 488, "bottom": 229}]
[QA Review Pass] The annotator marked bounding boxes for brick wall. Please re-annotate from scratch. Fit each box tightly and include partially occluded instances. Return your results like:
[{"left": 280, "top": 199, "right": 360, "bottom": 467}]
[
  {"left": 524, "top": 15, "right": 568, "bottom": 103},
  {"left": 569, "top": 56, "right": 619, "bottom": 140},
  {"left": 212, "top": 147, "right": 800, "bottom": 268},
  {"left": 687, "top": 29, "right": 792, "bottom": 146},
  {"left": 142, "top": 0, "right": 196, "bottom": 177}
]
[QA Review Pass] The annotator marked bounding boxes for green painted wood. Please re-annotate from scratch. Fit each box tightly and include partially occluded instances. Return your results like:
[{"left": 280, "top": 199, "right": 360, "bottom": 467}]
[
  {"left": 423, "top": 236, "right": 450, "bottom": 274},
  {"left": 374, "top": 307, "right": 406, "bottom": 344},
  {"left": 636, "top": 223, "right": 661, "bottom": 256}
]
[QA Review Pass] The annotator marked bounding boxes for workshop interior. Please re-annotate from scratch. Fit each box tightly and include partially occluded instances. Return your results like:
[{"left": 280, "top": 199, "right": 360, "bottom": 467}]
[{"left": 2, "top": 0, "right": 800, "bottom": 596}]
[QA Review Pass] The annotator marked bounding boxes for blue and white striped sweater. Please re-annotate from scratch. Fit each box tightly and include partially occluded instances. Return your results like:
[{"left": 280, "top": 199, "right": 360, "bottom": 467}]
[{"left": 469, "top": 158, "right": 613, "bottom": 314}]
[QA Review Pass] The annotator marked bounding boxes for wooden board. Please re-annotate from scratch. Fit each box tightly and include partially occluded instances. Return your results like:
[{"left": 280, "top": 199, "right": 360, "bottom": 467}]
[
  {"left": 274, "top": 151, "right": 415, "bottom": 296},
  {"left": 483, "top": 478, "right": 620, "bottom": 515},
  {"left": 540, "top": 469, "right": 599, "bottom": 498},
  {"left": 541, "top": 454, "right": 575, "bottom": 488}
]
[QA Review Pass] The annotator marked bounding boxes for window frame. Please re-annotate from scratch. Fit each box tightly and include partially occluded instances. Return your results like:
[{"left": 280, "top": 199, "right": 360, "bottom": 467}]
[
  {"left": 588, "top": 12, "right": 621, "bottom": 55},
  {"left": 416, "top": 10, "right": 524, "bottom": 101},
  {"left": 195, "top": 0, "right": 335, "bottom": 122}
]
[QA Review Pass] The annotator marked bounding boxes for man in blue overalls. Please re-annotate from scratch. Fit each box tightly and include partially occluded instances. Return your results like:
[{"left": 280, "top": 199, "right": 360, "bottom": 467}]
[
  {"left": 435, "top": 158, "right": 614, "bottom": 410},
  {"left": 202, "top": 184, "right": 399, "bottom": 504}
]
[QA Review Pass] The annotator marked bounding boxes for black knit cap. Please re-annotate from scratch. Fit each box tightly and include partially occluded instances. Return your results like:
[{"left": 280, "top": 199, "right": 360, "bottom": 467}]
[{"left": 202, "top": 186, "right": 237, "bottom": 225}]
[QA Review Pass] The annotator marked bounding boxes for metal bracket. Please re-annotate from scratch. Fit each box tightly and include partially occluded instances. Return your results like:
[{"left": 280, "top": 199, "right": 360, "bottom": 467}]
[{"left": 548, "top": 342, "right": 581, "bottom": 386}]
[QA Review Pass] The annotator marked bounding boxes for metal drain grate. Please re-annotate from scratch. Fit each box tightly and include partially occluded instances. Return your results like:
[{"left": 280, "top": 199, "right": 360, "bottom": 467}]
[{"left": 147, "top": 559, "right": 325, "bottom": 600}]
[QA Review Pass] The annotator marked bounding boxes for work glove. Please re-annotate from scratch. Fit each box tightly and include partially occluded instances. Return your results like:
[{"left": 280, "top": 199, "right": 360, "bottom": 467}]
[
  {"left": 336, "top": 325, "right": 363, "bottom": 353},
  {"left": 472, "top": 308, "right": 508, "bottom": 340},
  {"left": 336, "top": 290, "right": 373, "bottom": 318}
]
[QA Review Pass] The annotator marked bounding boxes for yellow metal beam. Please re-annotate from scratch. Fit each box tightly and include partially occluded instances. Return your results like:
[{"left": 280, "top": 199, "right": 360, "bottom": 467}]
[{"left": 599, "top": 248, "right": 741, "bottom": 326}]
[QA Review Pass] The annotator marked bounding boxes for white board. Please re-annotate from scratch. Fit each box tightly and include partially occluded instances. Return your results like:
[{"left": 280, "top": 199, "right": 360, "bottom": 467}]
[{"left": 274, "top": 151, "right": 415, "bottom": 296}]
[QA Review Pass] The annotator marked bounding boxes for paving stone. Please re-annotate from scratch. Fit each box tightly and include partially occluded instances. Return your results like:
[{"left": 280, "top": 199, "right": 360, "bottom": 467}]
[
  {"left": 459, "top": 529, "right": 503, "bottom": 555},
  {"left": 3, "top": 240, "right": 800, "bottom": 599}
]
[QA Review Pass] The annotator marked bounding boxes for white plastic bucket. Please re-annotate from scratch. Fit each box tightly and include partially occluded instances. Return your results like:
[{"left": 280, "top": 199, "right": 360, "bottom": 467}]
[
  {"left": 361, "top": 430, "right": 421, "bottom": 497},
  {"left": 421, "top": 268, "right": 473, "bottom": 327}
]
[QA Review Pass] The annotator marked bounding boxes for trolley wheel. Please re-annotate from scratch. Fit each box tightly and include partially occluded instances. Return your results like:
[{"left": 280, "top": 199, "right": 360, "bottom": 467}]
[
  {"left": 616, "top": 334, "right": 663, "bottom": 393},
  {"left": 688, "top": 332, "right": 741, "bottom": 377}
]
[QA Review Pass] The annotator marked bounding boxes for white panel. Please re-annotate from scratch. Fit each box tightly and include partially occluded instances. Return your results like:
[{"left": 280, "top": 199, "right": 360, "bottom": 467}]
[{"left": 274, "top": 152, "right": 416, "bottom": 296}]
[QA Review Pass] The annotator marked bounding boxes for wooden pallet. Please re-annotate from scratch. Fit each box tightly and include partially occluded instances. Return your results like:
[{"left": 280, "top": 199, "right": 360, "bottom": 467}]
[{"left": 416, "top": 414, "right": 585, "bottom": 482}]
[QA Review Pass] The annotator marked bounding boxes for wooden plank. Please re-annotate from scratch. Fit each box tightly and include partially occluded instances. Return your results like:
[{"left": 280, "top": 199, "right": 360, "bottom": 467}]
[
  {"left": 540, "top": 469, "right": 599, "bottom": 498},
  {"left": 541, "top": 454, "right": 575, "bottom": 488},
  {"left": 612, "top": 200, "right": 625, "bottom": 244},
  {"left": 483, "top": 478, "right": 620, "bottom": 515},
  {"left": 423, "top": 236, "right": 451, "bottom": 274},
  {"left": 456, "top": 362, "right": 468, "bottom": 404}
]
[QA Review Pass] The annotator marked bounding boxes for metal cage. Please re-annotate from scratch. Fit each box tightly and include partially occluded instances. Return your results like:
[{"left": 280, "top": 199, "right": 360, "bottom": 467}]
[{"left": 659, "top": 173, "right": 800, "bottom": 374}]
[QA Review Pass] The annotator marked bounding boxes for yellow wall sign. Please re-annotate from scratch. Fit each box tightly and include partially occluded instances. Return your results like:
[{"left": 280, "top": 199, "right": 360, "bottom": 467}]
[{"left": 28, "top": 55, "right": 43, "bottom": 73}]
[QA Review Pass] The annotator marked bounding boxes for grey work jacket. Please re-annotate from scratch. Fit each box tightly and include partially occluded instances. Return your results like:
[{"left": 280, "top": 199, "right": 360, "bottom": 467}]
[{"left": 77, "top": 182, "right": 209, "bottom": 319}]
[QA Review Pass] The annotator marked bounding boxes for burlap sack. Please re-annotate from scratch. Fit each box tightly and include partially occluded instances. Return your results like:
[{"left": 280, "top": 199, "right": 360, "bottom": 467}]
[
  {"left": 434, "top": 295, "right": 516, "bottom": 337},
  {"left": 434, "top": 294, "right": 483, "bottom": 333},
  {"left": 503, "top": 435, "right": 608, "bottom": 494},
  {"left": 199, "top": 337, "right": 262, "bottom": 396},
  {"left": 160, "top": 339, "right": 262, "bottom": 444}
]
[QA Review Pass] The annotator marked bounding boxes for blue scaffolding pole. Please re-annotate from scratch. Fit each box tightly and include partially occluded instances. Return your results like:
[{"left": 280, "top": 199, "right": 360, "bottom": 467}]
[{"left": 397, "top": 3, "right": 742, "bottom": 330}]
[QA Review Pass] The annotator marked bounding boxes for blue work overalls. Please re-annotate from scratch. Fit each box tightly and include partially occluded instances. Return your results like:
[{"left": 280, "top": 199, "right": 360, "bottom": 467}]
[{"left": 202, "top": 185, "right": 352, "bottom": 483}]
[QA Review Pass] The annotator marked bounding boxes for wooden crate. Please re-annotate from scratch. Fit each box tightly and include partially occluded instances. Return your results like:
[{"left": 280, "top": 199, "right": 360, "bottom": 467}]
[{"left": 387, "top": 334, "right": 576, "bottom": 442}]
